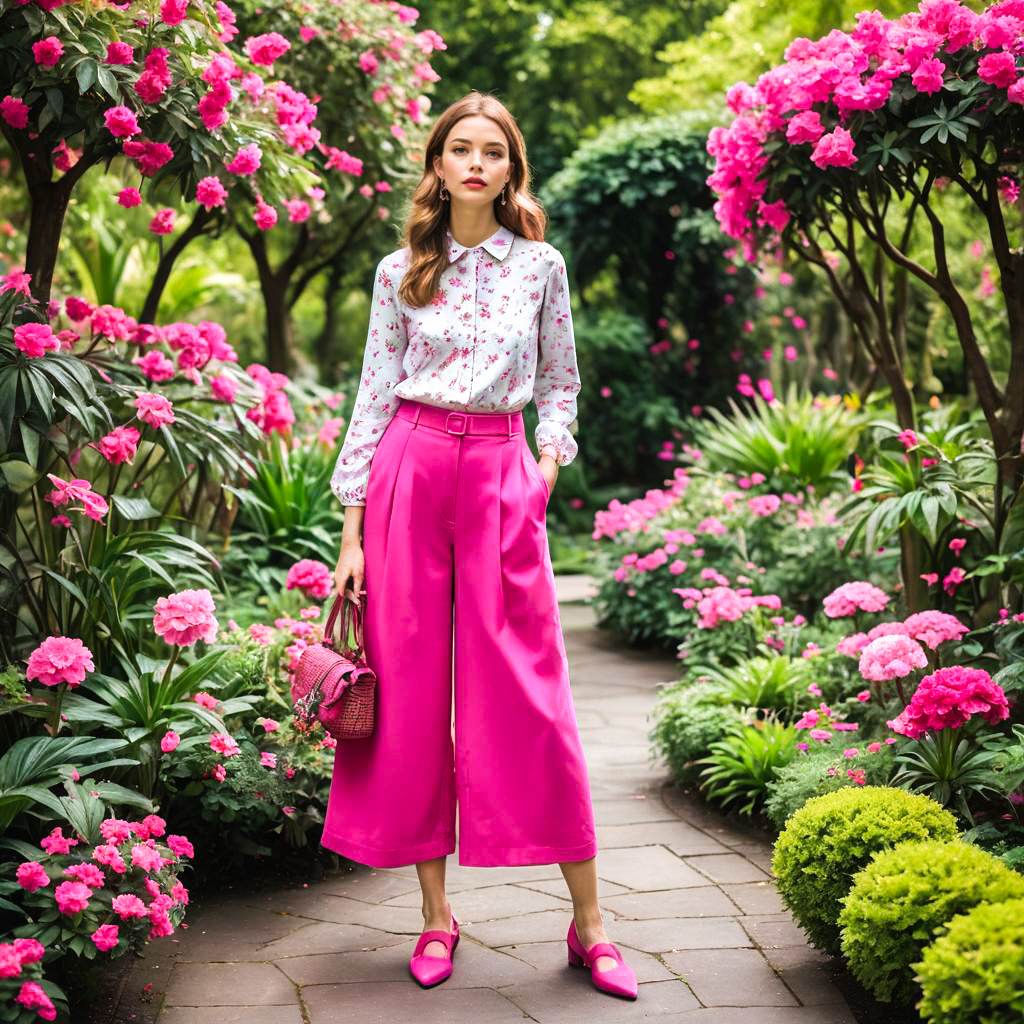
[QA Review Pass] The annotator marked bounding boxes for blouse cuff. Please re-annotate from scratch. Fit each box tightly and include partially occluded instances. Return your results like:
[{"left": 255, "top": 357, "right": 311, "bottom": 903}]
[{"left": 535, "top": 422, "right": 578, "bottom": 467}]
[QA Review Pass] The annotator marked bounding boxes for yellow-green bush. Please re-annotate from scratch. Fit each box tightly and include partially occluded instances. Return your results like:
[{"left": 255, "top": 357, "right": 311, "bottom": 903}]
[
  {"left": 771, "top": 786, "right": 958, "bottom": 955},
  {"left": 839, "top": 841, "right": 1024, "bottom": 1005},
  {"left": 915, "top": 898, "right": 1024, "bottom": 1024}
]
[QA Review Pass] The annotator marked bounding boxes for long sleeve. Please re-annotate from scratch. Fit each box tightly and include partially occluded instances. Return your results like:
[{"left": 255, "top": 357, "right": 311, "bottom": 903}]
[
  {"left": 533, "top": 249, "right": 581, "bottom": 466},
  {"left": 330, "top": 255, "right": 408, "bottom": 506}
]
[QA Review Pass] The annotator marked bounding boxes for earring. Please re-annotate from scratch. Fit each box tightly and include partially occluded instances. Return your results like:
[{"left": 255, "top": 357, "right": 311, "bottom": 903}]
[
  {"left": 439, "top": 180, "right": 449, "bottom": 201},
  {"left": 500, "top": 184, "right": 507, "bottom": 206}
]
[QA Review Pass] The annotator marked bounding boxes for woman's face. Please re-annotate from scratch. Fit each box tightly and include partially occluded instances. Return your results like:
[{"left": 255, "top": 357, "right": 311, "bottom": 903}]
[{"left": 433, "top": 115, "right": 511, "bottom": 207}]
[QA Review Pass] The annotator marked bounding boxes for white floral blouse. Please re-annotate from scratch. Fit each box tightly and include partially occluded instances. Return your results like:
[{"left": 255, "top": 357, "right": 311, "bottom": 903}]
[{"left": 329, "top": 222, "right": 582, "bottom": 507}]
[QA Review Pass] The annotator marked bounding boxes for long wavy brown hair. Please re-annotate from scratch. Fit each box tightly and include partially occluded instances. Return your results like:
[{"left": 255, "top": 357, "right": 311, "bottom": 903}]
[{"left": 395, "top": 91, "right": 547, "bottom": 309}]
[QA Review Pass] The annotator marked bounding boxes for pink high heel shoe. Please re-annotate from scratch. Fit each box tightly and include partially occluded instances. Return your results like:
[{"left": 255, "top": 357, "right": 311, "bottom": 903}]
[
  {"left": 566, "top": 919, "right": 638, "bottom": 1000},
  {"left": 409, "top": 911, "right": 459, "bottom": 988}
]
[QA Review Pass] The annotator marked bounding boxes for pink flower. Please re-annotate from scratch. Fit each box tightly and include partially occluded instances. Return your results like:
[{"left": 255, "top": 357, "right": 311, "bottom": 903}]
[
  {"left": 106, "top": 42, "right": 134, "bottom": 64},
  {"left": 104, "top": 105, "right": 140, "bottom": 138},
  {"left": 14, "top": 322, "right": 60, "bottom": 358},
  {"left": 16, "top": 861, "right": 50, "bottom": 892},
  {"left": 1, "top": 95, "right": 29, "bottom": 130},
  {"left": 810, "top": 126, "right": 856, "bottom": 169},
  {"left": 285, "top": 559, "right": 333, "bottom": 599},
  {"left": 14, "top": 981, "right": 55, "bottom": 1019},
  {"left": 55, "top": 880, "right": 92, "bottom": 914},
  {"left": 91, "top": 923, "right": 120, "bottom": 952},
  {"left": 161, "top": 730, "right": 180, "bottom": 752},
  {"left": 948, "top": 536, "right": 966, "bottom": 554},
  {"left": 785, "top": 110, "right": 825, "bottom": 144},
  {"left": 25, "top": 636, "right": 95, "bottom": 688},
  {"left": 111, "top": 893, "right": 148, "bottom": 919},
  {"left": 209, "top": 732, "right": 240, "bottom": 757},
  {"left": 823, "top": 581, "right": 889, "bottom": 618},
  {"left": 856, "top": 690, "right": 871, "bottom": 702},
  {"left": 865, "top": 620, "right": 910, "bottom": 641},
  {"left": 193, "top": 691, "right": 218, "bottom": 709},
  {"left": 887, "top": 665, "right": 1010, "bottom": 738},
  {"left": 912, "top": 56, "right": 945, "bottom": 94},
  {"left": 245, "top": 31, "right": 291, "bottom": 66},
  {"left": 978, "top": 51, "right": 1018, "bottom": 89},
  {"left": 99, "top": 817, "right": 134, "bottom": 844},
  {"left": 133, "top": 391, "right": 176, "bottom": 427},
  {"left": 130, "top": 843, "right": 165, "bottom": 872},
  {"left": 40, "top": 827, "right": 79, "bottom": 855},
  {"left": 196, "top": 176, "right": 228, "bottom": 210},
  {"left": 93, "top": 844, "right": 128, "bottom": 874},
  {"left": 747, "top": 494, "right": 781, "bottom": 517},
  {"left": 32, "top": 36, "right": 63, "bottom": 67},
  {"left": 91, "top": 426, "right": 141, "bottom": 465},
  {"left": 153, "top": 588, "right": 219, "bottom": 646},
  {"left": 809, "top": 728, "right": 833, "bottom": 742},
  {"left": 942, "top": 566, "right": 966, "bottom": 594},
  {"left": 858, "top": 634, "right": 928, "bottom": 681},
  {"left": 902, "top": 610, "right": 969, "bottom": 650},
  {"left": 897, "top": 429, "right": 918, "bottom": 448},
  {"left": 64, "top": 863, "right": 104, "bottom": 887},
  {"left": 837, "top": 632, "right": 870, "bottom": 657},
  {"left": 842, "top": 747, "right": 859, "bottom": 759},
  {"left": 260, "top": 751, "right": 277, "bottom": 768},
  {"left": 226, "top": 142, "right": 262, "bottom": 175},
  {"left": 166, "top": 834, "right": 195, "bottom": 858}
]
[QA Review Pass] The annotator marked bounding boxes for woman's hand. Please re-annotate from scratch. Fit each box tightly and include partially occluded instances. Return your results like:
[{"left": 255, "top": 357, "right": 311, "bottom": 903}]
[
  {"left": 335, "top": 539, "right": 365, "bottom": 603},
  {"left": 538, "top": 452, "right": 559, "bottom": 495}
]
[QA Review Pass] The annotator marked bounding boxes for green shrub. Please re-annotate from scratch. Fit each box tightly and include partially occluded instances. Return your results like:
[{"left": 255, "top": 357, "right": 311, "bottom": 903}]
[
  {"left": 763, "top": 744, "right": 897, "bottom": 830},
  {"left": 697, "top": 653, "right": 813, "bottom": 714},
  {"left": 915, "top": 898, "right": 1024, "bottom": 1024},
  {"left": 691, "top": 384, "right": 863, "bottom": 492},
  {"left": 771, "top": 786, "right": 958, "bottom": 955},
  {"left": 696, "top": 718, "right": 796, "bottom": 814},
  {"left": 649, "top": 680, "right": 743, "bottom": 782},
  {"left": 839, "top": 840, "right": 1024, "bottom": 1005}
]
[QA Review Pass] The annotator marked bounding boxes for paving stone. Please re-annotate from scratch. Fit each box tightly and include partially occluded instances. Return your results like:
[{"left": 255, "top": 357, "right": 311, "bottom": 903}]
[
  {"left": 239, "top": 890, "right": 426, "bottom": 932},
  {"left": 315, "top": 868, "right": 425, "bottom": 901},
  {"left": 497, "top": 939, "right": 676, "bottom": 982},
  {"left": 764, "top": 946, "right": 848, "bottom": 1006},
  {"left": 460, "top": 908, "right": 574, "bottom": 946},
  {"left": 167, "top": 904, "right": 307, "bottom": 962},
  {"left": 256, "top": 921, "right": 409, "bottom": 958},
  {"left": 605, "top": 916, "right": 751, "bottom": 953},
  {"left": 160, "top": 1008, "right": 305, "bottom": 1024},
  {"left": 740, "top": 915, "right": 812, "bottom": 949},
  {"left": 596, "top": 846, "right": 710, "bottom": 891},
  {"left": 663, "top": 948, "right": 798, "bottom": 1007},
  {"left": 164, "top": 961, "right": 297, "bottom": 1006},
  {"left": 595, "top": 1009, "right": 856, "bottom": 1024},
  {"left": 499, "top": 972, "right": 700, "bottom": 1022},
  {"left": 603, "top": 887, "right": 739, "bottom": 920},
  {"left": 720, "top": 881, "right": 785, "bottom": 915},
  {"left": 684, "top": 853, "right": 772, "bottom": 884},
  {"left": 591, "top": 795, "right": 677, "bottom": 825},
  {"left": 597, "top": 821, "right": 730, "bottom": 853},
  {"left": 302, "top": 980, "right": 526, "bottom": 1023},
  {"left": 380, "top": 881, "right": 568, "bottom": 920},
  {"left": 443, "top": 862, "right": 565, "bottom": 886}
]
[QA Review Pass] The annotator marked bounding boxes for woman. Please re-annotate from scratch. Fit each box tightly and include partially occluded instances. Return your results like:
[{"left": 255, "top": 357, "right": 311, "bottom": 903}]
[{"left": 325, "top": 90, "right": 637, "bottom": 1001}]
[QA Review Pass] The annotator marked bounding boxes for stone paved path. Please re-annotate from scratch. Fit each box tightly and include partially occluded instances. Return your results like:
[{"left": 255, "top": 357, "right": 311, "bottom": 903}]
[{"left": 126, "top": 575, "right": 856, "bottom": 1023}]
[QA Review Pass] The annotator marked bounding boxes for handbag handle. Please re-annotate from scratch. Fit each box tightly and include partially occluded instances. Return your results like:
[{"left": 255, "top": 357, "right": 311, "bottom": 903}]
[{"left": 323, "top": 586, "right": 366, "bottom": 656}]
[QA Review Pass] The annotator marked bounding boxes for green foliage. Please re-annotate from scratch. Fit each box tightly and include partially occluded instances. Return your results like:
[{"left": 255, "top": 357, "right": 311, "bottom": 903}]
[
  {"left": 562, "top": 307, "right": 688, "bottom": 490},
  {"left": 696, "top": 652, "right": 814, "bottom": 714},
  {"left": 839, "top": 840, "right": 1024, "bottom": 1005},
  {"left": 696, "top": 717, "right": 796, "bottom": 814},
  {"left": 649, "top": 679, "right": 744, "bottom": 782},
  {"left": 915, "top": 898, "right": 1024, "bottom": 1024},
  {"left": 764, "top": 744, "right": 897, "bottom": 830},
  {"left": 771, "top": 786, "right": 959, "bottom": 955},
  {"left": 692, "top": 386, "right": 863, "bottom": 493}
]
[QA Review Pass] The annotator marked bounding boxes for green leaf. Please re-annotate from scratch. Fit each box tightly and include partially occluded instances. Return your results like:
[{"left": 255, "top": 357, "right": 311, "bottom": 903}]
[
  {"left": 110, "top": 495, "right": 162, "bottom": 521},
  {"left": 75, "top": 60, "right": 97, "bottom": 94}
]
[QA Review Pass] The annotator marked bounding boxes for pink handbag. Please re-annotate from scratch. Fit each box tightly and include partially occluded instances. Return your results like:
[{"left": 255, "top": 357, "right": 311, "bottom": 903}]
[{"left": 291, "top": 587, "right": 376, "bottom": 739}]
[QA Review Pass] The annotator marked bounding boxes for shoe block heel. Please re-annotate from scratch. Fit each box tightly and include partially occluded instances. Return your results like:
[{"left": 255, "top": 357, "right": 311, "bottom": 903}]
[{"left": 567, "top": 945, "right": 585, "bottom": 967}]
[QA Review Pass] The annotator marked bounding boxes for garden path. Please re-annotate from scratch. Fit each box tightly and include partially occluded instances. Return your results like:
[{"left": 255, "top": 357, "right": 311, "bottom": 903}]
[{"left": 117, "top": 575, "right": 856, "bottom": 1023}]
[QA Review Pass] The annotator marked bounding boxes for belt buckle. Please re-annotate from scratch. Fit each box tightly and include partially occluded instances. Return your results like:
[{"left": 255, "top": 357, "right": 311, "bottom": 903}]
[{"left": 445, "top": 412, "right": 468, "bottom": 435}]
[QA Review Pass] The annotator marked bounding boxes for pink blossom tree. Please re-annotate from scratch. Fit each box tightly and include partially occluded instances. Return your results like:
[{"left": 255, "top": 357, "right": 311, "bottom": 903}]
[{"left": 706, "top": 0, "right": 1024, "bottom": 503}]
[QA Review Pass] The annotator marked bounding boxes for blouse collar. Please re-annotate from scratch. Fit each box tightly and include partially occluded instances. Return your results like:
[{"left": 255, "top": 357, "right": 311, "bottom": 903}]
[{"left": 445, "top": 223, "right": 516, "bottom": 264}]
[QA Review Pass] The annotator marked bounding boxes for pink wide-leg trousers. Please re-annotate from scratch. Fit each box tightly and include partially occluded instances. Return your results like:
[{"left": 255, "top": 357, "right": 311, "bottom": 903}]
[{"left": 320, "top": 397, "right": 598, "bottom": 868}]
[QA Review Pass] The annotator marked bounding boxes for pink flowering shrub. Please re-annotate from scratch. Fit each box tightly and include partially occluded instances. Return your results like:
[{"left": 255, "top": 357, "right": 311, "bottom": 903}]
[
  {"left": 11, "top": 813, "right": 193, "bottom": 976},
  {"left": 887, "top": 666, "right": 1010, "bottom": 738},
  {"left": 823, "top": 581, "right": 890, "bottom": 618},
  {"left": 901, "top": 610, "right": 969, "bottom": 650},
  {"left": 857, "top": 633, "right": 928, "bottom": 681}
]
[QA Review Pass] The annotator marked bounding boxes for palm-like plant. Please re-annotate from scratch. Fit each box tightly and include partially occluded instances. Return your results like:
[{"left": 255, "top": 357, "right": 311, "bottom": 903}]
[
  {"left": 696, "top": 717, "right": 798, "bottom": 814},
  {"left": 693, "top": 652, "right": 814, "bottom": 716},
  {"left": 691, "top": 384, "right": 863, "bottom": 492}
]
